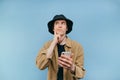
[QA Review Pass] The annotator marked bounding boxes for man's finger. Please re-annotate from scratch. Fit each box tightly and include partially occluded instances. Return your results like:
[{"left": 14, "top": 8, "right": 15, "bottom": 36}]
[
  {"left": 58, "top": 59, "right": 71, "bottom": 68},
  {"left": 58, "top": 57, "right": 72, "bottom": 66}
]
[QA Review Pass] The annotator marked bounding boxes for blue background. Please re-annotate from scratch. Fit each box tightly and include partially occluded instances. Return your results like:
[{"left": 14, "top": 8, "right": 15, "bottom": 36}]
[{"left": 0, "top": 0, "right": 120, "bottom": 80}]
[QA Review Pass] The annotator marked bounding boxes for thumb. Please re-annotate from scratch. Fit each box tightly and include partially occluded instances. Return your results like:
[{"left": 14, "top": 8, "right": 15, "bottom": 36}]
[{"left": 70, "top": 53, "right": 74, "bottom": 58}]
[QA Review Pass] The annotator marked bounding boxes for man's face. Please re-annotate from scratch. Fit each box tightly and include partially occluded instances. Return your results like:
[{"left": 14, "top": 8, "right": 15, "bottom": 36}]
[{"left": 53, "top": 20, "right": 68, "bottom": 35}]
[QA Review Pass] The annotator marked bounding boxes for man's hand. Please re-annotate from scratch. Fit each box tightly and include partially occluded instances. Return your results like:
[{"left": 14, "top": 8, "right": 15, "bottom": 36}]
[
  {"left": 58, "top": 54, "right": 75, "bottom": 73},
  {"left": 53, "top": 30, "right": 66, "bottom": 44},
  {"left": 53, "top": 31, "right": 61, "bottom": 44}
]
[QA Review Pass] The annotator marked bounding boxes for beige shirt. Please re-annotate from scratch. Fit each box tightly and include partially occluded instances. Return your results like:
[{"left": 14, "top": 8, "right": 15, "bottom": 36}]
[{"left": 36, "top": 37, "right": 85, "bottom": 80}]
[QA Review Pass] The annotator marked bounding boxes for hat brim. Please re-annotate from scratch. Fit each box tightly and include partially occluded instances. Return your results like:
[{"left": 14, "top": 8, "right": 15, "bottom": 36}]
[{"left": 48, "top": 18, "right": 73, "bottom": 34}]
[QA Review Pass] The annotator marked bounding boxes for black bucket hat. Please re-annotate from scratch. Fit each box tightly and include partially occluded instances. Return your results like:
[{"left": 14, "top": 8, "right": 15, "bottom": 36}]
[{"left": 47, "top": 14, "right": 73, "bottom": 34}]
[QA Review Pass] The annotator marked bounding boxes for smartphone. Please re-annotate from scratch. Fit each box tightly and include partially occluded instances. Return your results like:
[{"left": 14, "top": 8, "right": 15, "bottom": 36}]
[{"left": 62, "top": 51, "right": 71, "bottom": 56}]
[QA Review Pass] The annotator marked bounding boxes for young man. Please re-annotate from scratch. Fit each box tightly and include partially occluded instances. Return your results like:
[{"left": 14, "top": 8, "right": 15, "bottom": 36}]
[{"left": 36, "top": 14, "right": 85, "bottom": 80}]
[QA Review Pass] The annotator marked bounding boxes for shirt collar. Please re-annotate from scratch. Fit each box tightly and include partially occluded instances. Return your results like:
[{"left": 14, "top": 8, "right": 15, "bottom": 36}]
[{"left": 65, "top": 37, "right": 72, "bottom": 48}]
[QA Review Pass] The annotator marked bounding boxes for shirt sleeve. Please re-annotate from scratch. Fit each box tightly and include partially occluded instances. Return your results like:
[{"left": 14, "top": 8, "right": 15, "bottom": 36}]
[
  {"left": 36, "top": 42, "right": 51, "bottom": 70},
  {"left": 71, "top": 44, "right": 86, "bottom": 79}
]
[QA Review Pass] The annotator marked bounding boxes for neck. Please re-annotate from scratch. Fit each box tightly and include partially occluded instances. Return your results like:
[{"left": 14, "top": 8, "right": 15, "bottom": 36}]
[{"left": 59, "top": 35, "right": 67, "bottom": 45}]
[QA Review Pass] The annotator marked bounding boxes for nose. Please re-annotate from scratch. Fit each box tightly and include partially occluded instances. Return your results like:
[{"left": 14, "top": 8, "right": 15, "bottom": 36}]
[
  {"left": 58, "top": 23, "right": 63, "bottom": 28},
  {"left": 58, "top": 25, "right": 62, "bottom": 28}
]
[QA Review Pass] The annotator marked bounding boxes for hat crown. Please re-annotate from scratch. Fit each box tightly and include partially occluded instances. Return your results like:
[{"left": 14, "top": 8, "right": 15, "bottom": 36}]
[{"left": 53, "top": 14, "right": 67, "bottom": 20}]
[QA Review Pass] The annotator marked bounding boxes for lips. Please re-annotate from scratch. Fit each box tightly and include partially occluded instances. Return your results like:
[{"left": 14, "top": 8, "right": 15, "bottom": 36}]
[{"left": 56, "top": 29, "right": 64, "bottom": 35}]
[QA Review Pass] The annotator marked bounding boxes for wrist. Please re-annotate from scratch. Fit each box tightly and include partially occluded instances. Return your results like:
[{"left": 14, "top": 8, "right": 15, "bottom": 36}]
[
  {"left": 52, "top": 40, "right": 57, "bottom": 45},
  {"left": 70, "top": 64, "right": 75, "bottom": 74}
]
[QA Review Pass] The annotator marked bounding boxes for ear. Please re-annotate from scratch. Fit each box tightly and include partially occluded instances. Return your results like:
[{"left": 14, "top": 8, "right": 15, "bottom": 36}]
[
  {"left": 53, "top": 29, "right": 54, "bottom": 31},
  {"left": 66, "top": 26, "right": 68, "bottom": 31},
  {"left": 53, "top": 26, "right": 55, "bottom": 31}
]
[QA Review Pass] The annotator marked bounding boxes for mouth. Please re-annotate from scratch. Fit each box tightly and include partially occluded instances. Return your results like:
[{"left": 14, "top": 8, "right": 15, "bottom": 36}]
[{"left": 56, "top": 30, "right": 64, "bottom": 35}]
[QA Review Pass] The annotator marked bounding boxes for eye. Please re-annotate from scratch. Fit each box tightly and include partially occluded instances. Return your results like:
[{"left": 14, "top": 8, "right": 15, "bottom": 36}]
[
  {"left": 55, "top": 22, "right": 59, "bottom": 25},
  {"left": 61, "top": 22, "right": 65, "bottom": 25}
]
